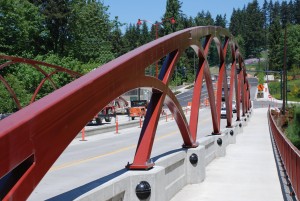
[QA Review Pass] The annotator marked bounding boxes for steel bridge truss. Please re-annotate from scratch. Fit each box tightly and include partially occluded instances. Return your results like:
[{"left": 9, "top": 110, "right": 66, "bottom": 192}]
[{"left": 0, "top": 26, "right": 250, "bottom": 200}]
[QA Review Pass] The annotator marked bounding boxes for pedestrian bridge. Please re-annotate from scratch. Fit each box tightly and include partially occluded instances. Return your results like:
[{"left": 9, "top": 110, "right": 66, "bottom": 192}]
[{"left": 0, "top": 26, "right": 299, "bottom": 201}]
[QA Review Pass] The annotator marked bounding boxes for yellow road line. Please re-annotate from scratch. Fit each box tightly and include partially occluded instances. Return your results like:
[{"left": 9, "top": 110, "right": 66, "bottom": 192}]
[
  {"left": 50, "top": 131, "right": 178, "bottom": 171},
  {"left": 50, "top": 115, "right": 212, "bottom": 172}
]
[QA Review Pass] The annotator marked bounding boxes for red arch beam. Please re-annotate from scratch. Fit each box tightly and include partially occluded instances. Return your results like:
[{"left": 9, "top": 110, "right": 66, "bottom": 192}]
[{"left": 0, "top": 26, "right": 250, "bottom": 200}]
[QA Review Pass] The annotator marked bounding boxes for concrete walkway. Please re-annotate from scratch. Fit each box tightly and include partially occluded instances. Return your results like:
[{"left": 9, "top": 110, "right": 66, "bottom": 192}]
[{"left": 171, "top": 108, "right": 284, "bottom": 201}]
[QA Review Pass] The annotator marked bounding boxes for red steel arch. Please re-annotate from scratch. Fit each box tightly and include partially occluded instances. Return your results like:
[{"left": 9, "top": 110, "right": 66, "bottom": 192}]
[
  {"left": 0, "top": 26, "right": 250, "bottom": 200},
  {"left": 0, "top": 55, "right": 82, "bottom": 110}
]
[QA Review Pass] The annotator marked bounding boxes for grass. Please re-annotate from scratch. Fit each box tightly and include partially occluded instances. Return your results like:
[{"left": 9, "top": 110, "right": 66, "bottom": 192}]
[
  {"left": 268, "top": 79, "right": 300, "bottom": 102},
  {"left": 286, "top": 105, "right": 300, "bottom": 149}
]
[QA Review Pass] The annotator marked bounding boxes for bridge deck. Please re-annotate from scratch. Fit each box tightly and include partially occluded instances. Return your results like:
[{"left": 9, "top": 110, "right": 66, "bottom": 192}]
[{"left": 171, "top": 108, "right": 284, "bottom": 201}]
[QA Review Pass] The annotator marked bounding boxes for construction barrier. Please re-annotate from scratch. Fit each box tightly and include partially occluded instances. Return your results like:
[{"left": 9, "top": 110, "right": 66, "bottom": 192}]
[
  {"left": 115, "top": 116, "right": 119, "bottom": 134},
  {"left": 204, "top": 97, "right": 210, "bottom": 107},
  {"left": 80, "top": 127, "right": 87, "bottom": 141}
]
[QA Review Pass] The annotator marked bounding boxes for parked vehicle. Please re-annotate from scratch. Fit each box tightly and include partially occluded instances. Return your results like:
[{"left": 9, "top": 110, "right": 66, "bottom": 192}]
[
  {"left": 99, "top": 105, "right": 116, "bottom": 123},
  {"left": 112, "top": 97, "right": 129, "bottom": 114},
  {"left": 220, "top": 107, "right": 227, "bottom": 119},
  {"left": 0, "top": 113, "right": 11, "bottom": 120},
  {"left": 220, "top": 106, "right": 233, "bottom": 119},
  {"left": 87, "top": 113, "right": 103, "bottom": 126},
  {"left": 87, "top": 96, "right": 129, "bottom": 126},
  {"left": 222, "top": 87, "right": 230, "bottom": 101},
  {"left": 232, "top": 100, "right": 237, "bottom": 113},
  {"left": 129, "top": 100, "right": 148, "bottom": 120}
]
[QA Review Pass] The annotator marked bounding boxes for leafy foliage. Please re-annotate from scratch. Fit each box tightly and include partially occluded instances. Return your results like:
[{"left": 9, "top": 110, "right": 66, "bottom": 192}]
[{"left": 286, "top": 105, "right": 300, "bottom": 149}]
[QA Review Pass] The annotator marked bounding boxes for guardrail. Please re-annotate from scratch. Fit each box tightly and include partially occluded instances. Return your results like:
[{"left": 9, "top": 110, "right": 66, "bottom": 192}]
[{"left": 268, "top": 108, "right": 300, "bottom": 200}]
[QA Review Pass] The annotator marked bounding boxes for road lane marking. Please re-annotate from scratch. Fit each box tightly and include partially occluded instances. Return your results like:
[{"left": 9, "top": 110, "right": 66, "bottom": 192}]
[
  {"left": 50, "top": 113, "right": 211, "bottom": 172},
  {"left": 50, "top": 131, "right": 178, "bottom": 171}
]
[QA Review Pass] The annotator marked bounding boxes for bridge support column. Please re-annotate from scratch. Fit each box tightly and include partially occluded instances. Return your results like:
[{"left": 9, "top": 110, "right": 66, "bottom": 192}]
[
  {"left": 186, "top": 146, "right": 205, "bottom": 184},
  {"left": 236, "top": 120, "right": 244, "bottom": 134},
  {"left": 227, "top": 127, "right": 238, "bottom": 144},
  {"left": 241, "top": 116, "right": 248, "bottom": 126},
  {"left": 129, "top": 166, "right": 165, "bottom": 201},
  {"left": 215, "top": 133, "right": 229, "bottom": 157}
]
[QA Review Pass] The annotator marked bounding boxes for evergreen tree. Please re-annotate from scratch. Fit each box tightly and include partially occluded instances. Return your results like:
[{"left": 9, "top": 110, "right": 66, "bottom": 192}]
[
  {"left": 268, "top": 17, "right": 282, "bottom": 71},
  {"left": 32, "top": 0, "right": 72, "bottom": 55},
  {"left": 285, "top": 24, "right": 300, "bottom": 69},
  {"left": 194, "top": 11, "right": 214, "bottom": 26},
  {"left": 262, "top": 0, "right": 269, "bottom": 49},
  {"left": 123, "top": 24, "right": 140, "bottom": 51},
  {"left": 295, "top": 0, "right": 300, "bottom": 24},
  {"left": 288, "top": 0, "right": 295, "bottom": 24},
  {"left": 270, "top": 1, "right": 281, "bottom": 24},
  {"left": 68, "top": 0, "right": 114, "bottom": 63},
  {"left": 109, "top": 16, "right": 127, "bottom": 58},
  {"left": 229, "top": 9, "right": 238, "bottom": 35},
  {"left": 214, "top": 14, "right": 227, "bottom": 28},
  {"left": 280, "top": 1, "right": 290, "bottom": 27},
  {"left": 244, "top": 0, "right": 265, "bottom": 57},
  {"left": 139, "top": 22, "right": 151, "bottom": 45},
  {"left": 162, "top": 0, "right": 182, "bottom": 35}
]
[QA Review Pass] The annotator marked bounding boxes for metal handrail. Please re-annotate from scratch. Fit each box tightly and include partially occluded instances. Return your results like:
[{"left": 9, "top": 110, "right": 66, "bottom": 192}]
[{"left": 268, "top": 108, "right": 300, "bottom": 200}]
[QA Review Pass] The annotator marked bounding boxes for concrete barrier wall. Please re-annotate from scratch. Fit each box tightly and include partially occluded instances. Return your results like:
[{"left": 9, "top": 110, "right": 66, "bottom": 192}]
[{"left": 75, "top": 113, "right": 250, "bottom": 201}]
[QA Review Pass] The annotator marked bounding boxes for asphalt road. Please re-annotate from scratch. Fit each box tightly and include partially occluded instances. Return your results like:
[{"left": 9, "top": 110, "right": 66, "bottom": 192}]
[
  {"left": 28, "top": 107, "right": 235, "bottom": 201},
  {"left": 29, "top": 79, "right": 262, "bottom": 200},
  {"left": 176, "top": 83, "right": 210, "bottom": 107}
]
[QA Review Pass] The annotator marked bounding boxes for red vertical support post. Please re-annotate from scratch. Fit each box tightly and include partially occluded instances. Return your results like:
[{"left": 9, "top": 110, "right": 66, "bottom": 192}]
[{"left": 189, "top": 52, "right": 205, "bottom": 141}]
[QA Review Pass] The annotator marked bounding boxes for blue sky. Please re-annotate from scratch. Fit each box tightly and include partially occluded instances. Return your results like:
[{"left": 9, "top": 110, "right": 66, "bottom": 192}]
[{"left": 103, "top": 0, "right": 283, "bottom": 31}]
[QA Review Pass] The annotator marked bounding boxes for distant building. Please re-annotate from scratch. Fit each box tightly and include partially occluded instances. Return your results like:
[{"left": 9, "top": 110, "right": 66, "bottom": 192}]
[{"left": 264, "top": 75, "right": 274, "bottom": 81}]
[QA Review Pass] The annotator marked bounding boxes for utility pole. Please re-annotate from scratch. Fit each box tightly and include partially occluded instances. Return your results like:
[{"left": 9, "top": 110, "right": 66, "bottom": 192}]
[{"left": 282, "top": 27, "right": 287, "bottom": 115}]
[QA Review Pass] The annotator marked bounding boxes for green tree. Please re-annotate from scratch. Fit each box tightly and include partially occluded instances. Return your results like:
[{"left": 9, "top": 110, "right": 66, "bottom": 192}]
[
  {"left": 109, "top": 17, "right": 127, "bottom": 58},
  {"left": 285, "top": 24, "right": 300, "bottom": 69},
  {"left": 295, "top": 0, "right": 300, "bottom": 24},
  {"left": 280, "top": 1, "right": 290, "bottom": 27},
  {"left": 162, "top": 0, "right": 183, "bottom": 35},
  {"left": 229, "top": 9, "right": 242, "bottom": 36},
  {"left": 262, "top": 0, "right": 269, "bottom": 49},
  {"left": 214, "top": 14, "right": 227, "bottom": 28},
  {"left": 31, "top": 0, "right": 71, "bottom": 55},
  {"left": 0, "top": 74, "right": 31, "bottom": 112},
  {"left": 258, "top": 72, "right": 265, "bottom": 85},
  {"left": 0, "top": 0, "right": 44, "bottom": 56},
  {"left": 234, "top": 35, "right": 246, "bottom": 58},
  {"left": 68, "top": 0, "right": 114, "bottom": 63},
  {"left": 194, "top": 11, "right": 214, "bottom": 26},
  {"left": 268, "top": 17, "right": 282, "bottom": 71},
  {"left": 244, "top": 0, "right": 265, "bottom": 57}
]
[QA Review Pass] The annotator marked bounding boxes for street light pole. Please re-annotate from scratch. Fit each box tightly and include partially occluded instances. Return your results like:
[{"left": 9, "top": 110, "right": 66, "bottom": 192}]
[
  {"left": 282, "top": 26, "right": 287, "bottom": 115},
  {"left": 137, "top": 17, "right": 176, "bottom": 78}
]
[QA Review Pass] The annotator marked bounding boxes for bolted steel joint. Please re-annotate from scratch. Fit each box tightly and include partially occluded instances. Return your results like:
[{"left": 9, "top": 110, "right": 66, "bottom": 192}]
[
  {"left": 136, "top": 181, "right": 151, "bottom": 200},
  {"left": 217, "top": 138, "right": 222, "bottom": 146},
  {"left": 189, "top": 153, "right": 198, "bottom": 165},
  {"left": 230, "top": 130, "right": 234, "bottom": 136}
]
